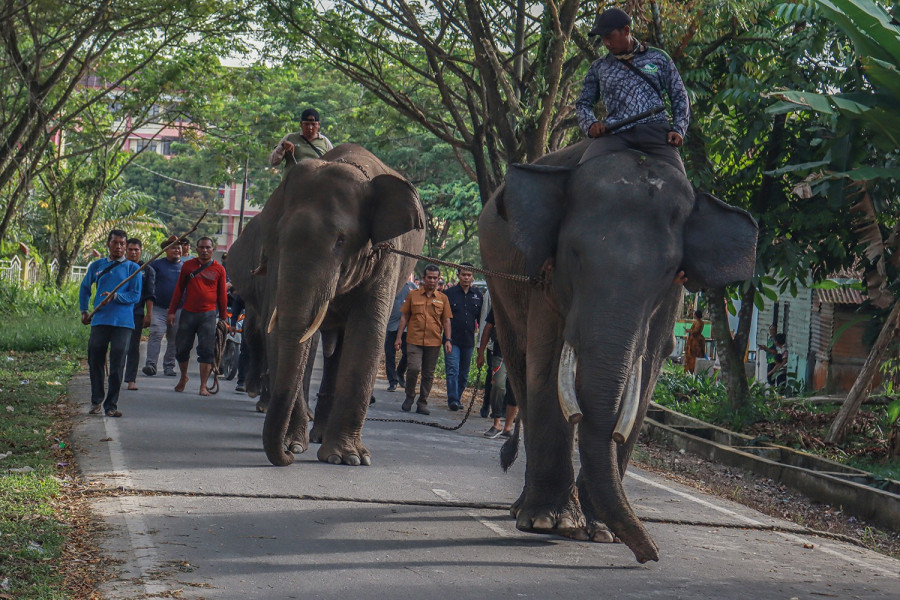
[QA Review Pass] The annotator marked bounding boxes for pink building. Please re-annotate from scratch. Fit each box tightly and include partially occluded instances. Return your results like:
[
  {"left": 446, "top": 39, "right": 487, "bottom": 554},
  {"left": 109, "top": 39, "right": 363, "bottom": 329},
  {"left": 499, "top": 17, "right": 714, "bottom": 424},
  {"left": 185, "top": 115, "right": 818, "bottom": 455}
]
[{"left": 216, "top": 182, "right": 261, "bottom": 253}]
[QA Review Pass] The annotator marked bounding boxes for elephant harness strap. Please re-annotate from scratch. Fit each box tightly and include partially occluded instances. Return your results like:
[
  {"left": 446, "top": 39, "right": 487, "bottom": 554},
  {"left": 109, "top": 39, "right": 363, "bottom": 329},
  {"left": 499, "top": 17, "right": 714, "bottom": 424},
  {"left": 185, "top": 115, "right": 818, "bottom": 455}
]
[
  {"left": 366, "top": 366, "right": 484, "bottom": 431},
  {"left": 372, "top": 242, "right": 545, "bottom": 287}
]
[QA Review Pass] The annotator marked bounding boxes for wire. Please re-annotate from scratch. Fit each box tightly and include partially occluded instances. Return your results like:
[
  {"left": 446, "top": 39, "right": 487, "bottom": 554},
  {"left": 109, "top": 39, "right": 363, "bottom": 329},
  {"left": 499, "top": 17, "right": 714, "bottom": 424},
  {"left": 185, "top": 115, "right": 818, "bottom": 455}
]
[{"left": 131, "top": 162, "right": 222, "bottom": 190}]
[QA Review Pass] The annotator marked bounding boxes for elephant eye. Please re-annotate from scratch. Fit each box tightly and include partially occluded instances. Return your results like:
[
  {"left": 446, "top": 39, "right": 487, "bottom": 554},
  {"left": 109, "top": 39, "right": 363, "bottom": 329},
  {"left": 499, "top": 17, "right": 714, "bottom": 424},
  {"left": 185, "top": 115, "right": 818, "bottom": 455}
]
[{"left": 335, "top": 234, "right": 346, "bottom": 247}]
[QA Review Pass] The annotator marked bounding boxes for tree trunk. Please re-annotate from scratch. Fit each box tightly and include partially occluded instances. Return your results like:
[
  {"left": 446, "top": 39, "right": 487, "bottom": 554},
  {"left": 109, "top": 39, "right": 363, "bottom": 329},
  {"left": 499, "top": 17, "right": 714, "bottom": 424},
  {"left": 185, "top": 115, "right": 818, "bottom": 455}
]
[
  {"left": 826, "top": 300, "right": 900, "bottom": 445},
  {"left": 707, "top": 286, "right": 753, "bottom": 413}
]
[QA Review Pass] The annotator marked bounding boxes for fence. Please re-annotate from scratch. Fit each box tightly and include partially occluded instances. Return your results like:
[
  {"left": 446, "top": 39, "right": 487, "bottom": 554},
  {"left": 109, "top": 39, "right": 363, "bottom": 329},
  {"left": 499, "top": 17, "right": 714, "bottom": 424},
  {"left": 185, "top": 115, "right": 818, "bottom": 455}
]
[{"left": 0, "top": 256, "right": 88, "bottom": 286}]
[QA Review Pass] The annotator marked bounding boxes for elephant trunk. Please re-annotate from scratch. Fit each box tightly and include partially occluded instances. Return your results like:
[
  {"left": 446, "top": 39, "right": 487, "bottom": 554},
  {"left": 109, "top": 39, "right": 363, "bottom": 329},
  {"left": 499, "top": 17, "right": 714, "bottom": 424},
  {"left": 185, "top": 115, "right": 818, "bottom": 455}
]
[
  {"left": 262, "top": 336, "right": 312, "bottom": 466},
  {"left": 574, "top": 347, "right": 659, "bottom": 563}
]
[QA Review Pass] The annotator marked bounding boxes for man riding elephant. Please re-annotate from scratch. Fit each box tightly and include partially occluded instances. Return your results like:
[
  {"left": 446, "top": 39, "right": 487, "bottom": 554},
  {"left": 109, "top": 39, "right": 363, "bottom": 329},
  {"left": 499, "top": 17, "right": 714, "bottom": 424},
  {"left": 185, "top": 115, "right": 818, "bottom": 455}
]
[{"left": 576, "top": 7, "right": 690, "bottom": 174}]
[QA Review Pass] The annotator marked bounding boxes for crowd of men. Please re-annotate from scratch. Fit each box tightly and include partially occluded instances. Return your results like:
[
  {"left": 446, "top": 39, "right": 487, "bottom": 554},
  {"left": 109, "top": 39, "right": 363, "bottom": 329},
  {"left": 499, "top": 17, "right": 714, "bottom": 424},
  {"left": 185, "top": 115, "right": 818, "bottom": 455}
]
[{"left": 79, "top": 233, "right": 517, "bottom": 437}]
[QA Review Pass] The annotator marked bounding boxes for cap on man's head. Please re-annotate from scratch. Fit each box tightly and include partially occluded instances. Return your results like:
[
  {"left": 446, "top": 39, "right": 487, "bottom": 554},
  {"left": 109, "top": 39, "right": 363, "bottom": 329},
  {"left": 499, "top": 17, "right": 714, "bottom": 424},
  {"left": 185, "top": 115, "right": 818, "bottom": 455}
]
[
  {"left": 161, "top": 235, "right": 179, "bottom": 249},
  {"left": 589, "top": 7, "right": 631, "bottom": 36},
  {"left": 301, "top": 108, "right": 320, "bottom": 122}
]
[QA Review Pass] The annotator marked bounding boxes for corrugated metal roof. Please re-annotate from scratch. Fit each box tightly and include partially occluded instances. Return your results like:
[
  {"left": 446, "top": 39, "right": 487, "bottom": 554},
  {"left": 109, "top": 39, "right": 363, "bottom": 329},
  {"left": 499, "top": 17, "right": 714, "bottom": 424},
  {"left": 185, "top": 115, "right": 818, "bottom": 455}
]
[{"left": 816, "top": 287, "right": 866, "bottom": 305}]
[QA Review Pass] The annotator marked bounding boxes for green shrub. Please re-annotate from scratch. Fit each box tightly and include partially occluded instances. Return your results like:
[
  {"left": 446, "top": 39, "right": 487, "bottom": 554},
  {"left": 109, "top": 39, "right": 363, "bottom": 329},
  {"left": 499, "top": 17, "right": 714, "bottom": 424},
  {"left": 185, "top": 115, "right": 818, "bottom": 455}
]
[{"left": 0, "top": 281, "right": 80, "bottom": 316}]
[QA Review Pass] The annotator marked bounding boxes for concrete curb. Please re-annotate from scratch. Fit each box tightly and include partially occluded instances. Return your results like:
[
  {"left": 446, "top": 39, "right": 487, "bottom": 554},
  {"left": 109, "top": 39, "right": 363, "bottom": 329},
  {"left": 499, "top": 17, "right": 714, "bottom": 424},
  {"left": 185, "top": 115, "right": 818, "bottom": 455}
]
[{"left": 641, "top": 402, "right": 900, "bottom": 532}]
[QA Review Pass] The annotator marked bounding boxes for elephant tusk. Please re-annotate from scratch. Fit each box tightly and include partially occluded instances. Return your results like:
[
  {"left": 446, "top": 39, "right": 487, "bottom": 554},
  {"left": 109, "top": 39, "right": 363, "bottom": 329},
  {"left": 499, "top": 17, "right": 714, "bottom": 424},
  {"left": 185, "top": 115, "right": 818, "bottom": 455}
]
[
  {"left": 267, "top": 307, "right": 278, "bottom": 334},
  {"left": 299, "top": 301, "right": 329, "bottom": 344},
  {"left": 613, "top": 359, "right": 643, "bottom": 445},
  {"left": 557, "top": 341, "right": 583, "bottom": 425}
]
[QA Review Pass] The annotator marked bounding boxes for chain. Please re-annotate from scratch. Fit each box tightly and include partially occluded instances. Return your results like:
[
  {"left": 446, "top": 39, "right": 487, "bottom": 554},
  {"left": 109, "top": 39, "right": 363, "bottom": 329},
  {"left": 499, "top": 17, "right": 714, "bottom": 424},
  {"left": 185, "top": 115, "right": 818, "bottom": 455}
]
[
  {"left": 373, "top": 242, "right": 536, "bottom": 285},
  {"left": 366, "top": 366, "right": 484, "bottom": 431}
]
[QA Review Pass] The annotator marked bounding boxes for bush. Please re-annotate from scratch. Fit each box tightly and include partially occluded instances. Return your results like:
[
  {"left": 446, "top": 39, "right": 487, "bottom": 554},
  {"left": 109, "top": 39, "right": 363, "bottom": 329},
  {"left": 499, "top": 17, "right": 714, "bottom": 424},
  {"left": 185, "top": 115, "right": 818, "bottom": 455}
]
[
  {"left": 0, "top": 281, "right": 80, "bottom": 316},
  {"left": 0, "top": 282, "right": 87, "bottom": 351},
  {"left": 652, "top": 365, "right": 780, "bottom": 431}
]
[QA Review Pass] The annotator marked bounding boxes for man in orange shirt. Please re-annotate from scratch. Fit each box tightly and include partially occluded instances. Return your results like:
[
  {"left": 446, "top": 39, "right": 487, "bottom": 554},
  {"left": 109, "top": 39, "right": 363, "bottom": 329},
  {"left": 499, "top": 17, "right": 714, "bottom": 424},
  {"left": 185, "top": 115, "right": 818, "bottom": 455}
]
[{"left": 395, "top": 265, "right": 452, "bottom": 415}]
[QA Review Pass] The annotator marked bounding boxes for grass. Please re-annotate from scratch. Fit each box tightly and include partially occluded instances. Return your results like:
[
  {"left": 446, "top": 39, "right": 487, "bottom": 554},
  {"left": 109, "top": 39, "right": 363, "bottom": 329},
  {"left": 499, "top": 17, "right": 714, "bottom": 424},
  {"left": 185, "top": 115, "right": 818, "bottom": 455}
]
[{"left": 0, "top": 281, "right": 96, "bottom": 598}]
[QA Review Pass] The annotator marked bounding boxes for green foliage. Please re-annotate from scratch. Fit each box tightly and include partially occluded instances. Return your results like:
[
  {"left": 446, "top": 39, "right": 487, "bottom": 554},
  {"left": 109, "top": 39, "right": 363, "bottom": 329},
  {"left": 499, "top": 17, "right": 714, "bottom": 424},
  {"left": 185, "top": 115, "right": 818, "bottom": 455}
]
[
  {"left": 653, "top": 366, "right": 780, "bottom": 430},
  {"left": 0, "top": 282, "right": 88, "bottom": 352}
]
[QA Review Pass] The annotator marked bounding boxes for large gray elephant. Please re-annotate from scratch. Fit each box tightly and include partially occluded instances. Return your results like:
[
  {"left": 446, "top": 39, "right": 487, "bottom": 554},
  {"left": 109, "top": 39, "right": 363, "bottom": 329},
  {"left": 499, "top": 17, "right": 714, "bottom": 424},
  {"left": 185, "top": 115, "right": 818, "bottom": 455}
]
[
  {"left": 478, "top": 142, "right": 758, "bottom": 563},
  {"left": 229, "top": 143, "right": 425, "bottom": 467}
]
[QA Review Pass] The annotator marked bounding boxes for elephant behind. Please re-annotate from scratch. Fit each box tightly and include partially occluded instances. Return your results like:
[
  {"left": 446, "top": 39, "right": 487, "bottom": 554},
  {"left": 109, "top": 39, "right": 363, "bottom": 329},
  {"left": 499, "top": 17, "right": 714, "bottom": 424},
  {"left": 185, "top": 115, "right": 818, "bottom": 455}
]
[
  {"left": 479, "top": 144, "right": 757, "bottom": 563},
  {"left": 230, "top": 143, "right": 425, "bottom": 467}
]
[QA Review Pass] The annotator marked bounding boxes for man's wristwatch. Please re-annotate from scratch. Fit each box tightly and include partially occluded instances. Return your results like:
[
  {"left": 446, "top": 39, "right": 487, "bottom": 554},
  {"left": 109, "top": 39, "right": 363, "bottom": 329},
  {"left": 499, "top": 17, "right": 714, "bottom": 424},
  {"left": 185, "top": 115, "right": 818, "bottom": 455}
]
[{"left": 443, "top": 337, "right": 451, "bottom": 344}]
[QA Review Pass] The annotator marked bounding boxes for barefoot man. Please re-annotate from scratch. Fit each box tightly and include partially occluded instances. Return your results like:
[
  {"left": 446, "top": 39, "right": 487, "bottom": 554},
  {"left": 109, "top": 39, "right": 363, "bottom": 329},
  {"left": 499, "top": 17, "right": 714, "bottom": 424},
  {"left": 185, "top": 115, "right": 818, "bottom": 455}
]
[{"left": 167, "top": 236, "right": 228, "bottom": 396}]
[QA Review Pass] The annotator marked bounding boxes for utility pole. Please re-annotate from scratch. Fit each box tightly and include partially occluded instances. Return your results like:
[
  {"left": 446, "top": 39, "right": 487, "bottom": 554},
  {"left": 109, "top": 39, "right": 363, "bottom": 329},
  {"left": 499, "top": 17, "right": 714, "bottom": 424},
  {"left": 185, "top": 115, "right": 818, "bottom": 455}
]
[{"left": 237, "top": 154, "right": 249, "bottom": 237}]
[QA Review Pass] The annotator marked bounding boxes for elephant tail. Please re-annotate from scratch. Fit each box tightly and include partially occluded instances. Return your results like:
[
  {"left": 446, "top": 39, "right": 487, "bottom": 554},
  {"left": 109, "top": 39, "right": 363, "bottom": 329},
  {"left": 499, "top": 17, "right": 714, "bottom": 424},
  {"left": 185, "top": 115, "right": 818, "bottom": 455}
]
[{"left": 499, "top": 418, "right": 521, "bottom": 472}]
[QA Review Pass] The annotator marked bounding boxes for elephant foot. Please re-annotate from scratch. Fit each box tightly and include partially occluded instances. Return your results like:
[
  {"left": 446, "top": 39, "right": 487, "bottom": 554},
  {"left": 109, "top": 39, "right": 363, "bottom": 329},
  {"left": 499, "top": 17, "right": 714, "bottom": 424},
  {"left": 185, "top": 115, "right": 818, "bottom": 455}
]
[
  {"left": 285, "top": 429, "right": 309, "bottom": 455},
  {"left": 316, "top": 436, "right": 371, "bottom": 466},
  {"left": 255, "top": 399, "right": 267, "bottom": 413},
  {"left": 575, "top": 472, "right": 617, "bottom": 543},
  {"left": 511, "top": 488, "right": 587, "bottom": 540}
]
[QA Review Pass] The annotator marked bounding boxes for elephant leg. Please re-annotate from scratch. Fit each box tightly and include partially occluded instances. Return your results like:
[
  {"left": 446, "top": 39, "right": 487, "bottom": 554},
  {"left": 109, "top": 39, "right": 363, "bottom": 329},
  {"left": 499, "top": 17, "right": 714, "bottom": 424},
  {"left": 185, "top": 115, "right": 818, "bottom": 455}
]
[
  {"left": 286, "top": 332, "right": 319, "bottom": 454},
  {"left": 311, "top": 332, "right": 339, "bottom": 444},
  {"left": 511, "top": 304, "right": 586, "bottom": 538},
  {"left": 316, "top": 297, "right": 386, "bottom": 466},
  {"left": 575, "top": 469, "right": 616, "bottom": 543}
]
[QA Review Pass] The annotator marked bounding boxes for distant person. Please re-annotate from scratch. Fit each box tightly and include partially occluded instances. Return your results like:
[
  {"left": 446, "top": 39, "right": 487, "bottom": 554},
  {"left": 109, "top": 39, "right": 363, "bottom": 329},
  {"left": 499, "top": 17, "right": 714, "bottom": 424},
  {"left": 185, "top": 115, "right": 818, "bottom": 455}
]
[
  {"left": 79, "top": 230, "right": 142, "bottom": 417},
  {"left": 144, "top": 236, "right": 183, "bottom": 377},
  {"left": 477, "top": 308, "right": 518, "bottom": 438},
  {"left": 168, "top": 236, "right": 228, "bottom": 396},
  {"left": 395, "top": 265, "right": 452, "bottom": 415},
  {"left": 123, "top": 238, "right": 155, "bottom": 391},
  {"left": 179, "top": 237, "right": 192, "bottom": 263},
  {"left": 269, "top": 108, "right": 334, "bottom": 177},
  {"left": 683, "top": 309, "right": 706, "bottom": 374},
  {"left": 443, "top": 263, "right": 483, "bottom": 411},
  {"left": 767, "top": 333, "right": 788, "bottom": 388},
  {"left": 385, "top": 274, "right": 417, "bottom": 392},
  {"left": 758, "top": 325, "right": 778, "bottom": 382}
]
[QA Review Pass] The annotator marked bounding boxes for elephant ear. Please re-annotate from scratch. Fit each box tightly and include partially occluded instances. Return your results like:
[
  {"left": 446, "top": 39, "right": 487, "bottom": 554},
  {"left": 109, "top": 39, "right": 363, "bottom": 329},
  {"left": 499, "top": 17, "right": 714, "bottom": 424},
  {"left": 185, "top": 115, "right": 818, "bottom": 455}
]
[
  {"left": 682, "top": 192, "right": 759, "bottom": 292},
  {"left": 500, "top": 163, "right": 572, "bottom": 278},
  {"left": 370, "top": 174, "right": 425, "bottom": 245}
]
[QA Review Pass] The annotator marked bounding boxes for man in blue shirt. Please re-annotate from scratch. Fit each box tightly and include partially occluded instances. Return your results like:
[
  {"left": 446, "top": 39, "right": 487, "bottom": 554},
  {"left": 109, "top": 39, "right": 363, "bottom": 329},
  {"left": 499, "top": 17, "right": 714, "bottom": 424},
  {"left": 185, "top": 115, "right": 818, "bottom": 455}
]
[
  {"left": 143, "top": 235, "right": 183, "bottom": 376},
  {"left": 575, "top": 8, "right": 690, "bottom": 173},
  {"left": 79, "top": 230, "right": 142, "bottom": 417},
  {"left": 443, "top": 263, "right": 483, "bottom": 411}
]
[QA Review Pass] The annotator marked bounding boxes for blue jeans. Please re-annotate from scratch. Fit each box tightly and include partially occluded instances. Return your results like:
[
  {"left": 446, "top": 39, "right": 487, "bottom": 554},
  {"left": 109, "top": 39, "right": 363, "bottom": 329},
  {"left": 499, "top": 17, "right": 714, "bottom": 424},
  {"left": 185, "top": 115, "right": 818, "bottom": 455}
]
[{"left": 444, "top": 345, "right": 474, "bottom": 405}]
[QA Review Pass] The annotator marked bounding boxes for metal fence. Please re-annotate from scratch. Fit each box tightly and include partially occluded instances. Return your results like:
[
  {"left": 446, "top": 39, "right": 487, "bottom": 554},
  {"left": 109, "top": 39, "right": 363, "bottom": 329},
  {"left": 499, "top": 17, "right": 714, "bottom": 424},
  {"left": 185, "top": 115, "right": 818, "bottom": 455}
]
[{"left": 0, "top": 256, "right": 88, "bottom": 286}]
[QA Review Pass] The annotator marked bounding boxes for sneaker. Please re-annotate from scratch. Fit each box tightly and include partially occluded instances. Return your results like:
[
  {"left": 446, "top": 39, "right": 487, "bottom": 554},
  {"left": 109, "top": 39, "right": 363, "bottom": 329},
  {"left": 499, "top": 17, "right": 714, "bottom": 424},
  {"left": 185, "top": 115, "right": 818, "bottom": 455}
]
[
  {"left": 105, "top": 410, "right": 122, "bottom": 418},
  {"left": 89, "top": 404, "right": 102, "bottom": 415},
  {"left": 142, "top": 365, "right": 156, "bottom": 376},
  {"left": 500, "top": 430, "right": 512, "bottom": 438},
  {"left": 164, "top": 369, "right": 177, "bottom": 377},
  {"left": 448, "top": 402, "right": 461, "bottom": 411},
  {"left": 416, "top": 405, "right": 430, "bottom": 416},
  {"left": 387, "top": 384, "right": 397, "bottom": 392},
  {"left": 401, "top": 398, "right": 413, "bottom": 412},
  {"left": 235, "top": 384, "right": 245, "bottom": 393},
  {"left": 483, "top": 426, "right": 501, "bottom": 439}
]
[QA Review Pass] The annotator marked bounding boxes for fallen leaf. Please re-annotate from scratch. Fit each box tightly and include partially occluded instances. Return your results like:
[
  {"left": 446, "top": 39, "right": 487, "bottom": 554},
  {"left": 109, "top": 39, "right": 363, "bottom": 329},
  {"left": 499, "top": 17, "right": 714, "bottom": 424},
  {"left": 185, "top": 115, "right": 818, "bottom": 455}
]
[
  {"left": 100, "top": 437, "right": 113, "bottom": 442},
  {"left": 803, "top": 543, "right": 814, "bottom": 549}
]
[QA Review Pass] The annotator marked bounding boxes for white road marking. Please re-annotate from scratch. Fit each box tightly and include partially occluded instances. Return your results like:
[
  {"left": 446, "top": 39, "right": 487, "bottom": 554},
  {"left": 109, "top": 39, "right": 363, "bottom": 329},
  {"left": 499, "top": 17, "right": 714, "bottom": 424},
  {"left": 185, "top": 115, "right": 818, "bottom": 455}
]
[
  {"left": 103, "top": 417, "right": 169, "bottom": 595},
  {"left": 432, "top": 488, "right": 511, "bottom": 537},
  {"left": 627, "top": 470, "right": 899, "bottom": 578}
]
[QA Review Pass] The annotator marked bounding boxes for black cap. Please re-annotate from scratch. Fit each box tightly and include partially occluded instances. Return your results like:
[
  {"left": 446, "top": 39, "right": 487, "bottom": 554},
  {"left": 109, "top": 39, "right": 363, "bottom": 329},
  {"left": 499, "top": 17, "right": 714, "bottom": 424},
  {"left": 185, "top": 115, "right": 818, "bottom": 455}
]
[
  {"left": 301, "top": 108, "right": 320, "bottom": 122},
  {"left": 589, "top": 8, "right": 631, "bottom": 36}
]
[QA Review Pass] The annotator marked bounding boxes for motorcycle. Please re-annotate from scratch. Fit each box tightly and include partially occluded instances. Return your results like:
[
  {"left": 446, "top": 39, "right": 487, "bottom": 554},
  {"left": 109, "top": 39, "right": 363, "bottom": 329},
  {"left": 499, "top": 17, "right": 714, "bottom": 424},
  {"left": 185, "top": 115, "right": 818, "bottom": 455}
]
[{"left": 219, "top": 311, "right": 243, "bottom": 381}]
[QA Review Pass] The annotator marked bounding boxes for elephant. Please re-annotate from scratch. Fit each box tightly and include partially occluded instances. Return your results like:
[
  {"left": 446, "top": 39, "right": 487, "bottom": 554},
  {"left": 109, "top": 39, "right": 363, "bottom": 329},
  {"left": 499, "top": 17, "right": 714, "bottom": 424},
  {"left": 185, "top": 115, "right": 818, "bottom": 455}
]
[
  {"left": 229, "top": 143, "right": 425, "bottom": 467},
  {"left": 478, "top": 142, "right": 758, "bottom": 563}
]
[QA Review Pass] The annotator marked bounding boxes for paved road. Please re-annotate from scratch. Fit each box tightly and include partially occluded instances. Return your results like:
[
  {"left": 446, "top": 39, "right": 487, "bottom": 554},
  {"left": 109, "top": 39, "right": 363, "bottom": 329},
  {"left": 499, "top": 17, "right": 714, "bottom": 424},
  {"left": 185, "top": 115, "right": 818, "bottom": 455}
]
[{"left": 72, "top": 349, "right": 899, "bottom": 599}]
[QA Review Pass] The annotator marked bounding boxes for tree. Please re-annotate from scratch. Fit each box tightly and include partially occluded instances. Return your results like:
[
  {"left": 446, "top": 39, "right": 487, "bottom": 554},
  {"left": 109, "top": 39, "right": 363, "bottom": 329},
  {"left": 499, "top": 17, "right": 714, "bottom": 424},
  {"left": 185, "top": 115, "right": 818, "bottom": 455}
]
[
  {"left": 0, "top": 0, "right": 246, "bottom": 244},
  {"left": 765, "top": 0, "right": 900, "bottom": 444},
  {"left": 260, "top": 0, "right": 590, "bottom": 203}
]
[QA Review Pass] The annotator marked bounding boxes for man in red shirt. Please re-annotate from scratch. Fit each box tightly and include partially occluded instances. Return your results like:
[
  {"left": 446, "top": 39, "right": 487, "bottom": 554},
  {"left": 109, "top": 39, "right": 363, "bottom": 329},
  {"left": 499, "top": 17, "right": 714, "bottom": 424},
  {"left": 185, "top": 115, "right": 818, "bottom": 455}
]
[{"left": 167, "top": 236, "right": 228, "bottom": 396}]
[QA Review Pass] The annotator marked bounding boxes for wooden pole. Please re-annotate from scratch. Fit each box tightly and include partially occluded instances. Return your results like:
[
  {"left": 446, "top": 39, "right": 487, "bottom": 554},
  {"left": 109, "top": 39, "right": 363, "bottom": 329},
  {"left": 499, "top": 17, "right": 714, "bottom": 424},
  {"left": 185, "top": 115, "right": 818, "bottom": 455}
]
[
  {"left": 826, "top": 300, "right": 900, "bottom": 444},
  {"left": 87, "top": 210, "right": 208, "bottom": 319}
]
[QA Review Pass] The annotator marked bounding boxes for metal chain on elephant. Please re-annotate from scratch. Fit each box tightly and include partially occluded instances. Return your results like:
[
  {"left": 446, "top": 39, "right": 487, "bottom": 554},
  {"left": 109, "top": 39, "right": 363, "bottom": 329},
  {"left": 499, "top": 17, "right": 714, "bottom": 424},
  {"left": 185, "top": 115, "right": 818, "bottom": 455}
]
[
  {"left": 366, "top": 366, "right": 484, "bottom": 431},
  {"left": 372, "top": 242, "right": 537, "bottom": 285}
]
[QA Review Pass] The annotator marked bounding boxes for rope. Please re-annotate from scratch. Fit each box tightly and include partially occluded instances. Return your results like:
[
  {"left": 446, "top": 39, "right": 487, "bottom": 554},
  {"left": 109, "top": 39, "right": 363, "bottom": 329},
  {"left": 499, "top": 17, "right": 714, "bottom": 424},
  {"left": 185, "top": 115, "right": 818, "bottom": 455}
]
[
  {"left": 366, "top": 366, "right": 484, "bottom": 431},
  {"left": 131, "top": 162, "right": 222, "bottom": 190},
  {"left": 374, "top": 242, "right": 535, "bottom": 285}
]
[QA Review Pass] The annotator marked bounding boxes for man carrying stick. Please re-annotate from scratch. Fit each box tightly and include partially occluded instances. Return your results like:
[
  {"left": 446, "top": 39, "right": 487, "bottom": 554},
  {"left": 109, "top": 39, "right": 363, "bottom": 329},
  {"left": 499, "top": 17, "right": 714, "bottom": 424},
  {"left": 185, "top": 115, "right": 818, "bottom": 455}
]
[{"left": 79, "top": 230, "right": 142, "bottom": 417}]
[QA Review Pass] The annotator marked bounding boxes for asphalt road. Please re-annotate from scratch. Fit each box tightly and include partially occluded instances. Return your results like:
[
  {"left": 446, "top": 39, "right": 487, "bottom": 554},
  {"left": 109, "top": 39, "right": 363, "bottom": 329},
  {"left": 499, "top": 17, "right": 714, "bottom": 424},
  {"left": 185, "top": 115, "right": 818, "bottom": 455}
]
[{"left": 71, "top": 347, "right": 899, "bottom": 599}]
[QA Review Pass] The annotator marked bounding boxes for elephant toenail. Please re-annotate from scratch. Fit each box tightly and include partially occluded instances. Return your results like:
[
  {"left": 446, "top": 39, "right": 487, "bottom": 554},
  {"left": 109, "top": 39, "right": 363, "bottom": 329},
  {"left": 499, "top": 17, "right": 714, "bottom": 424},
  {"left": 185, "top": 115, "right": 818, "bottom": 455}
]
[
  {"left": 346, "top": 455, "right": 361, "bottom": 466},
  {"left": 557, "top": 517, "right": 576, "bottom": 530},
  {"left": 327, "top": 455, "right": 342, "bottom": 465},
  {"left": 289, "top": 443, "right": 305, "bottom": 454},
  {"left": 361, "top": 455, "right": 371, "bottom": 466},
  {"left": 532, "top": 516, "right": 554, "bottom": 530}
]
